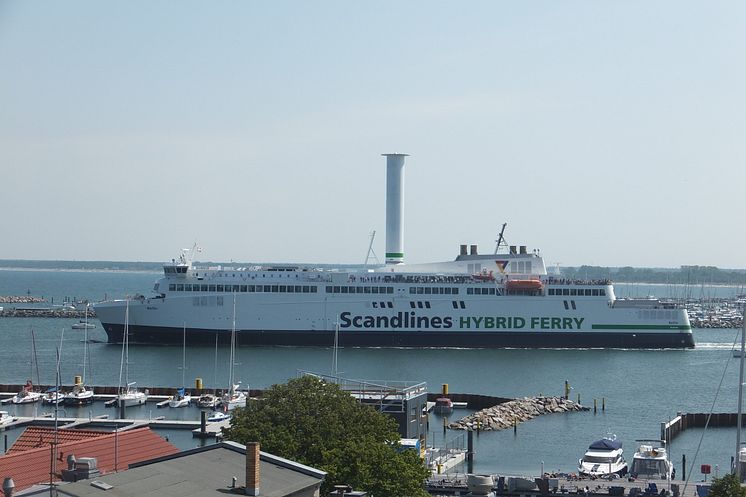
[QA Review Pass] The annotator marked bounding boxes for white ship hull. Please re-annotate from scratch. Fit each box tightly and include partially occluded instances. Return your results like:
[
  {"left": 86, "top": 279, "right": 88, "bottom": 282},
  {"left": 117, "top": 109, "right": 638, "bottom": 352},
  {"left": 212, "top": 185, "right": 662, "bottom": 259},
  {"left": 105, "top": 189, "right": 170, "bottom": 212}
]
[{"left": 95, "top": 276, "right": 694, "bottom": 349}]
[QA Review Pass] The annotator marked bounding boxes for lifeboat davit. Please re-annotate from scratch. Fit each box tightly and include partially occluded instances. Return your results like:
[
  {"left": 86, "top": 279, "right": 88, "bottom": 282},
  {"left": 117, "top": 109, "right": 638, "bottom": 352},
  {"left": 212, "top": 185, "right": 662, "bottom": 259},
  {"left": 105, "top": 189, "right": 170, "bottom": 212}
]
[{"left": 505, "top": 279, "right": 543, "bottom": 291}]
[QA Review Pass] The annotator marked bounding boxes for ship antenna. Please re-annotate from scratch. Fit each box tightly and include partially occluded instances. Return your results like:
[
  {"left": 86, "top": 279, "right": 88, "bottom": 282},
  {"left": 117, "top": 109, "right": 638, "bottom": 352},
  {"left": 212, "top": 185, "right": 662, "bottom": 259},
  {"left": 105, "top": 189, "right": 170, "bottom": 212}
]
[
  {"left": 494, "top": 223, "right": 508, "bottom": 255},
  {"left": 364, "top": 231, "right": 381, "bottom": 267}
]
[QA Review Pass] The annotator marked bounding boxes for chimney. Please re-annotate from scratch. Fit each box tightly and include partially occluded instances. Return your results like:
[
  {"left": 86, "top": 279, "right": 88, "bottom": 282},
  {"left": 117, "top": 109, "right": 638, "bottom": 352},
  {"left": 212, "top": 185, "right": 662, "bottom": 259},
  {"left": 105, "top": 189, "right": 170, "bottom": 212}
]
[
  {"left": 470, "top": 244, "right": 478, "bottom": 255},
  {"left": 245, "top": 442, "right": 260, "bottom": 496},
  {"left": 459, "top": 244, "right": 467, "bottom": 256},
  {"left": 382, "top": 154, "right": 408, "bottom": 265},
  {"left": 2, "top": 477, "right": 14, "bottom": 497}
]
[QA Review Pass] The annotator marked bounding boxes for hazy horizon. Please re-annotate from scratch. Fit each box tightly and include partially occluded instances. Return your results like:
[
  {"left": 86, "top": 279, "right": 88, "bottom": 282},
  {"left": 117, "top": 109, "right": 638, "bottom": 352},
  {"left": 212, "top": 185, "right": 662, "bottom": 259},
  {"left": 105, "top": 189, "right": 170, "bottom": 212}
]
[{"left": 2, "top": 2, "right": 744, "bottom": 267}]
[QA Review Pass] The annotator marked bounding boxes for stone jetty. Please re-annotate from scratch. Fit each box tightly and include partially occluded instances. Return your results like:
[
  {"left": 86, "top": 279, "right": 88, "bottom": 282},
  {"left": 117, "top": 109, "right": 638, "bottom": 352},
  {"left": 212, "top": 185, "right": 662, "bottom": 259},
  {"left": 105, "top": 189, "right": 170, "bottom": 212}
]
[
  {"left": 448, "top": 396, "right": 588, "bottom": 431},
  {"left": 0, "top": 296, "right": 45, "bottom": 303}
]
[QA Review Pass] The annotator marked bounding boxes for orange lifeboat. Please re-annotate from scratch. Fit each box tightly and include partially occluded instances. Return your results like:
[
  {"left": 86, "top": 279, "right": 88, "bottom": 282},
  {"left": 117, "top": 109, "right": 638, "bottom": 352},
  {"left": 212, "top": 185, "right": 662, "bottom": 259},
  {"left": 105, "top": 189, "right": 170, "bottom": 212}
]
[{"left": 505, "top": 279, "right": 543, "bottom": 291}]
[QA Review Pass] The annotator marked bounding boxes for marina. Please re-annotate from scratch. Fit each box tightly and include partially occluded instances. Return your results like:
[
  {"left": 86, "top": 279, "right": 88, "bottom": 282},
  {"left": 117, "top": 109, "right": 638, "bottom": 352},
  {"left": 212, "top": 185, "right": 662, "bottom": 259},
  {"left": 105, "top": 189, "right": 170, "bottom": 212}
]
[{"left": 1, "top": 269, "right": 746, "bottom": 479}]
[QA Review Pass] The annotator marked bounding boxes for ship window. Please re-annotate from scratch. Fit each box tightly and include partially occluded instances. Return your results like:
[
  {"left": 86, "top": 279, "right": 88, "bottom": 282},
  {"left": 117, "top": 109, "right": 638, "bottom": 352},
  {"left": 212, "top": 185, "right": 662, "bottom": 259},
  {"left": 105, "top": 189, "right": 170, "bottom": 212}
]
[
  {"left": 563, "top": 300, "right": 569, "bottom": 310},
  {"left": 263, "top": 285, "right": 271, "bottom": 292},
  {"left": 570, "top": 289, "right": 577, "bottom": 296},
  {"left": 341, "top": 287, "right": 348, "bottom": 294},
  {"left": 200, "top": 284, "right": 207, "bottom": 291},
  {"left": 380, "top": 301, "right": 386, "bottom": 308},
  {"left": 417, "top": 301, "right": 423, "bottom": 308},
  {"left": 410, "top": 301, "right": 416, "bottom": 308},
  {"left": 169, "top": 284, "right": 176, "bottom": 291},
  {"left": 452, "top": 288, "right": 459, "bottom": 295},
  {"left": 233, "top": 285, "right": 240, "bottom": 292},
  {"left": 460, "top": 301, "right": 465, "bottom": 309},
  {"left": 364, "top": 287, "right": 371, "bottom": 293},
  {"left": 193, "top": 285, "right": 200, "bottom": 292},
  {"left": 489, "top": 288, "right": 496, "bottom": 295},
  {"left": 279, "top": 285, "right": 286, "bottom": 293},
  {"left": 355, "top": 287, "right": 362, "bottom": 293},
  {"left": 444, "top": 288, "right": 451, "bottom": 295},
  {"left": 592, "top": 289, "right": 599, "bottom": 296},
  {"left": 184, "top": 284, "right": 192, "bottom": 291},
  {"left": 349, "top": 286, "right": 356, "bottom": 293},
  {"left": 387, "top": 287, "right": 393, "bottom": 294},
  {"left": 311, "top": 286, "right": 317, "bottom": 293},
  {"left": 216, "top": 285, "right": 223, "bottom": 292},
  {"left": 333, "top": 286, "right": 340, "bottom": 293},
  {"left": 416, "top": 287, "right": 423, "bottom": 294},
  {"left": 425, "top": 287, "right": 431, "bottom": 295},
  {"left": 467, "top": 288, "right": 473, "bottom": 295},
  {"left": 295, "top": 285, "right": 302, "bottom": 292},
  {"left": 372, "top": 287, "right": 379, "bottom": 294},
  {"left": 562, "top": 289, "right": 569, "bottom": 296},
  {"left": 600, "top": 289, "right": 606, "bottom": 296},
  {"left": 425, "top": 302, "right": 431, "bottom": 308},
  {"left": 381, "top": 287, "right": 388, "bottom": 294},
  {"left": 570, "top": 300, "right": 576, "bottom": 310},
  {"left": 240, "top": 285, "right": 247, "bottom": 292},
  {"left": 248, "top": 285, "right": 255, "bottom": 292},
  {"left": 271, "top": 285, "right": 278, "bottom": 292},
  {"left": 585, "top": 289, "right": 592, "bottom": 296},
  {"left": 548, "top": 289, "right": 554, "bottom": 295},
  {"left": 387, "top": 302, "right": 393, "bottom": 308},
  {"left": 410, "top": 287, "right": 416, "bottom": 294},
  {"left": 452, "top": 301, "right": 458, "bottom": 309},
  {"left": 326, "top": 286, "right": 332, "bottom": 293},
  {"left": 176, "top": 284, "right": 184, "bottom": 291}
]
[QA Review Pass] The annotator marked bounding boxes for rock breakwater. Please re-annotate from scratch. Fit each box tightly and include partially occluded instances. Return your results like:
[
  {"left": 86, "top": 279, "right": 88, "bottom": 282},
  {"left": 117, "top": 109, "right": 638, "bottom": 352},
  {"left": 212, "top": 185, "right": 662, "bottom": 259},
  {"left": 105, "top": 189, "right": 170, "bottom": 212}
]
[
  {"left": 0, "top": 296, "right": 45, "bottom": 303},
  {"left": 448, "top": 396, "right": 588, "bottom": 431}
]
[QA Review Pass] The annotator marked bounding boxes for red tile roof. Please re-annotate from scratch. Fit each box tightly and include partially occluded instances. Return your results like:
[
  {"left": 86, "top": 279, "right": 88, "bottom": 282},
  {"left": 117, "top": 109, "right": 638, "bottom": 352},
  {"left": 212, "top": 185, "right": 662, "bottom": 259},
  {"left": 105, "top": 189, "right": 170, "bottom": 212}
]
[
  {"left": 7, "top": 427, "right": 107, "bottom": 454},
  {"left": 0, "top": 427, "right": 179, "bottom": 492}
]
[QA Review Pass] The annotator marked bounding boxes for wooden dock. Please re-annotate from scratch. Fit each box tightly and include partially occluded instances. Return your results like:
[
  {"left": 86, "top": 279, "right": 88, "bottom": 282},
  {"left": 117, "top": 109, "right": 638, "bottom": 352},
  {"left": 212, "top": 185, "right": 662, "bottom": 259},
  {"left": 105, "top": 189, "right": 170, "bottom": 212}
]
[{"left": 661, "top": 412, "right": 746, "bottom": 442}]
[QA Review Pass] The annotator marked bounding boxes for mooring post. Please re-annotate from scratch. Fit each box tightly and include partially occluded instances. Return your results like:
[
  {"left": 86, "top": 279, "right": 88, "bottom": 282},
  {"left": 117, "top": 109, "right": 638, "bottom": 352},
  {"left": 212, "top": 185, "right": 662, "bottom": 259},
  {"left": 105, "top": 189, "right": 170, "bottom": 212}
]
[
  {"left": 200, "top": 410, "right": 206, "bottom": 434},
  {"left": 442, "top": 416, "right": 447, "bottom": 436},
  {"left": 682, "top": 454, "right": 686, "bottom": 481},
  {"left": 514, "top": 419, "right": 517, "bottom": 435},
  {"left": 467, "top": 430, "right": 474, "bottom": 474},
  {"left": 594, "top": 399, "right": 597, "bottom": 414},
  {"left": 602, "top": 398, "right": 605, "bottom": 411},
  {"left": 118, "top": 398, "right": 125, "bottom": 420},
  {"left": 577, "top": 393, "right": 580, "bottom": 404}
]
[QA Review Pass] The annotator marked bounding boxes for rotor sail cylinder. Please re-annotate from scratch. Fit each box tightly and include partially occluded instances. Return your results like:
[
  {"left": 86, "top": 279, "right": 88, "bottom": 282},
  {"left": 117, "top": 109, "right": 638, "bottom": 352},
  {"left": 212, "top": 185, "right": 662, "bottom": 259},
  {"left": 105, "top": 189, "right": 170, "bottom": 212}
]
[{"left": 383, "top": 154, "right": 408, "bottom": 264}]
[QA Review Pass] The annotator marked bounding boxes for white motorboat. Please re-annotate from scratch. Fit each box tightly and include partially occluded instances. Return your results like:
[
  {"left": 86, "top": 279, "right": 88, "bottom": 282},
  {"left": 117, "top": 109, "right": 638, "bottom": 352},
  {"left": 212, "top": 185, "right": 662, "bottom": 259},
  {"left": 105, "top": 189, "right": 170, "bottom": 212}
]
[
  {"left": 118, "top": 382, "right": 147, "bottom": 407},
  {"left": 630, "top": 441, "right": 674, "bottom": 480},
  {"left": 578, "top": 437, "right": 628, "bottom": 477},
  {"left": 0, "top": 411, "right": 14, "bottom": 427},
  {"left": 12, "top": 380, "right": 43, "bottom": 404},
  {"left": 41, "top": 388, "right": 65, "bottom": 405},
  {"left": 65, "top": 382, "right": 94, "bottom": 406},
  {"left": 207, "top": 410, "right": 230, "bottom": 422},
  {"left": 196, "top": 393, "right": 221, "bottom": 408},
  {"left": 168, "top": 387, "right": 192, "bottom": 408}
]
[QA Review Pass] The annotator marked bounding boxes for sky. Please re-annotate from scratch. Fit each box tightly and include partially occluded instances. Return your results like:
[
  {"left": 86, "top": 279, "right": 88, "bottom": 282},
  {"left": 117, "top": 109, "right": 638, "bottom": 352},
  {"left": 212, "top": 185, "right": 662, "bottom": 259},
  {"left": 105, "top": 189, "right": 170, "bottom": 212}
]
[{"left": 1, "top": 1, "right": 744, "bottom": 269}]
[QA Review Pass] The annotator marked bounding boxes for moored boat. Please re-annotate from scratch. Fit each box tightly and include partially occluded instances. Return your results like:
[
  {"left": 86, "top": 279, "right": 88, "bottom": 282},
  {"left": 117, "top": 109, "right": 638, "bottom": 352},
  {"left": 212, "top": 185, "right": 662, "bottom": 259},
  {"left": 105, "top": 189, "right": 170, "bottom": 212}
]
[
  {"left": 578, "top": 437, "right": 628, "bottom": 477},
  {"left": 0, "top": 411, "right": 13, "bottom": 427},
  {"left": 629, "top": 440, "right": 674, "bottom": 480},
  {"left": 12, "top": 380, "right": 43, "bottom": 404},
  {"left": 94, "top": 155, "right": 694, "bottom": 350}
]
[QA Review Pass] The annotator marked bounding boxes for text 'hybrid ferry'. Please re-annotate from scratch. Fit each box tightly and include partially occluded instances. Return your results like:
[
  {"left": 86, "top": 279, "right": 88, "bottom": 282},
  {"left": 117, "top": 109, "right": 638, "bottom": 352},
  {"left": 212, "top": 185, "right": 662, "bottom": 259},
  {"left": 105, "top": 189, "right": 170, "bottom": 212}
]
[{"left": 94, "top": 154, "right": 694, "bottom": 349}]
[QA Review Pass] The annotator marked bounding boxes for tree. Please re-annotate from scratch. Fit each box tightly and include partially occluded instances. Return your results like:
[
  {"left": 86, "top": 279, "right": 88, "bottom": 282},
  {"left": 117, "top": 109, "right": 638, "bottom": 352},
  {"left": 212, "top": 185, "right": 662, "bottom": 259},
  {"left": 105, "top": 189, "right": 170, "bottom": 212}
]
[
  {"left": 707, "top": 473, "right": 746, "bottom": 497},
  {"left": 223, "top": 375, "right": 430, "bottom": 497}
]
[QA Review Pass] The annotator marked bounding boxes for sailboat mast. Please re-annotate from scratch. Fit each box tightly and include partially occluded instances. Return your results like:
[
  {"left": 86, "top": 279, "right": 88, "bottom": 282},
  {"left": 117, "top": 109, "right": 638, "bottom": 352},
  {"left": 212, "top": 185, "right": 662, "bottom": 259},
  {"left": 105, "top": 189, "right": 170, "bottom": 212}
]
[
  {"left": 736, "top": 304, "right": 745, "bottom": 475},
  {"left": 181, "top": 322, "right": 186, "bottom": 389}
]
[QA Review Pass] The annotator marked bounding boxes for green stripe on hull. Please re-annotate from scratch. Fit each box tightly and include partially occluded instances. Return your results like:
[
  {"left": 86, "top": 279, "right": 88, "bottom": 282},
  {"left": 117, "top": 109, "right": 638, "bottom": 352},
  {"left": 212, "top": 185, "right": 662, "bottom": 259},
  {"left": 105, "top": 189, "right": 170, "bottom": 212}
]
[
  {"left": 591, "top": 324, "right": 692, "bottom": 331},
  {"left": 385, "top": 252, "right": 404, "bottom": 258}
]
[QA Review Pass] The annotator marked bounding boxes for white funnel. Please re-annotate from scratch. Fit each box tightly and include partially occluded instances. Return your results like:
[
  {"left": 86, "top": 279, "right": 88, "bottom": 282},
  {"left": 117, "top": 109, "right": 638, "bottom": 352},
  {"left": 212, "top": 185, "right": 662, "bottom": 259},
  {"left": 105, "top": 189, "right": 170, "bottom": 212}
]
[{"left": 383, "top": 153, "right": 408, "bottom": 264}]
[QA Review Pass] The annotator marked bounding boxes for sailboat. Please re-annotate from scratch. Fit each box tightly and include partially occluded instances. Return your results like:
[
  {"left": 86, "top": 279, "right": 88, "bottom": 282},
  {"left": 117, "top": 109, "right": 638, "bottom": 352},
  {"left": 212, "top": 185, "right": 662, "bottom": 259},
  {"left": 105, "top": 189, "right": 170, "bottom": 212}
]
[
  {"left": 220, "top": 296, "right": 246, "bottom": 411},
  {"left": 117, "top": 299, "right": 148, "bottom": 407},
  {"left": 168, "top": 323, "right": 192, "bottom": 408},
  {"left": 197, "top": 334, "right": 221, "bottom": 408},
  {"left": 65, "top": 318, "right": 94, "bottom": 406},
  {"left": 12, "top": 329, "right": 43, "bottom": 404}
]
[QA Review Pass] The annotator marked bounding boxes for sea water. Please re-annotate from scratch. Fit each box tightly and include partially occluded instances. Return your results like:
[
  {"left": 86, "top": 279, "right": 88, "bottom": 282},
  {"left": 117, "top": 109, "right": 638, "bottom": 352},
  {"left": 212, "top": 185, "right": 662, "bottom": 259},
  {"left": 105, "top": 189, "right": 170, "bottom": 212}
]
[{"left": 0, "top": 268, "right": 744, "bottom": 477}]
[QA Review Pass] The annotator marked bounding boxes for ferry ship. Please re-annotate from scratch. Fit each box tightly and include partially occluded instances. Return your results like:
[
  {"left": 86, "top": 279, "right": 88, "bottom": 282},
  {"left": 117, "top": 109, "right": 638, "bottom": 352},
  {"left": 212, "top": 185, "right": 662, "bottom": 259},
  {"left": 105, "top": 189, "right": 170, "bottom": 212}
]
[{"left": 94, "top": 155, "right": 694, "bottom": 349}]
